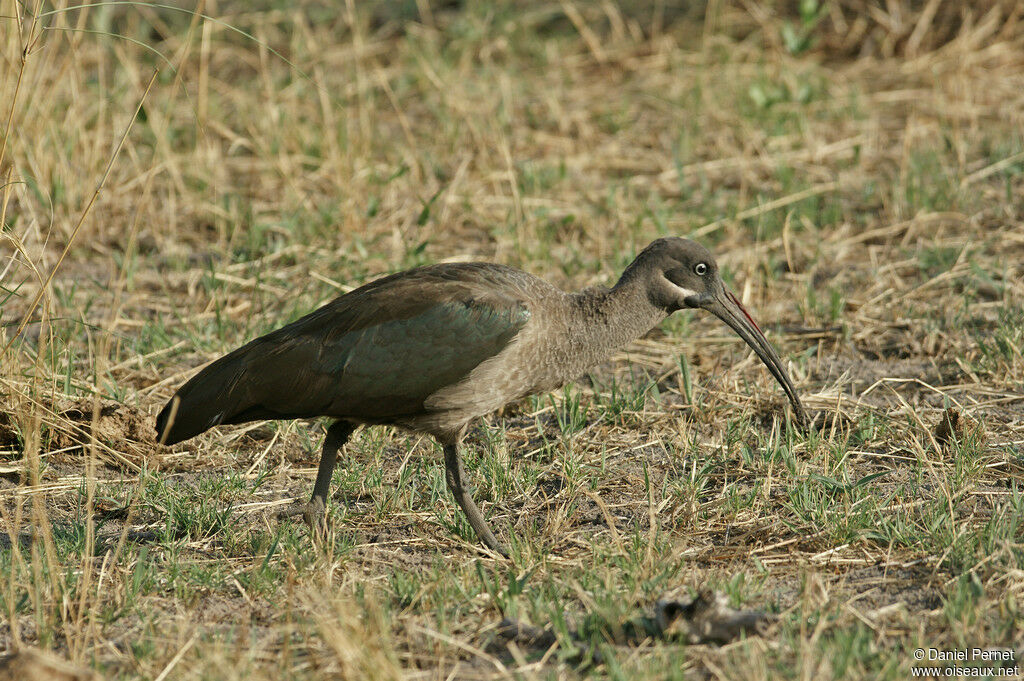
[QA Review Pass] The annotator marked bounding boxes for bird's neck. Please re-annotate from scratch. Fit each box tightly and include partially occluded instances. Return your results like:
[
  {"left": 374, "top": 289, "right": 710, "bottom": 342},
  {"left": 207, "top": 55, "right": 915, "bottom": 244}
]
[{"left": 566, "top": 280, "right": 667, "bottom": 358}]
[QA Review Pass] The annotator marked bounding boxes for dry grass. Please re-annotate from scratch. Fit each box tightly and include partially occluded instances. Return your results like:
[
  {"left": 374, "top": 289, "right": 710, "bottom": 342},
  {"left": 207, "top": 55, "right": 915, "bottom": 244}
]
[{"left": 2, "top": 1, "right": 1023, "bottom": 679}]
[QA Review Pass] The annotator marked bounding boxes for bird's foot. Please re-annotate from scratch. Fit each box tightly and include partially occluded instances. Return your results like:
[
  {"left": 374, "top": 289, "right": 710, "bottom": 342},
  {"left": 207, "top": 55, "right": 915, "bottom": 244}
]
[
  {"left": 483, "top": 538, "right": 510, "bottom": 559},
  {"left": 276, "top": 498, "right": 330, "bottom": 542},
  {"left": 460, "top": 508, "right": 509, "bottom": 558}
]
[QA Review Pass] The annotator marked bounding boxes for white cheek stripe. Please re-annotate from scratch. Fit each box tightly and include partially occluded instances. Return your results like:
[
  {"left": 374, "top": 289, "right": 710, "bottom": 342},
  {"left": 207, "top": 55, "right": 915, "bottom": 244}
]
[{"left": 670, "top": 283, "right": 699, "bottom": 299}]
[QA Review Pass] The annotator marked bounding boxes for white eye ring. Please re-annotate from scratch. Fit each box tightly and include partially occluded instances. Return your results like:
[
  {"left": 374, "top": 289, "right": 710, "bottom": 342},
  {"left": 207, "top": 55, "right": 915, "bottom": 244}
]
[{"left": 694, "top": 262, "right": 708, "bottom": 276}]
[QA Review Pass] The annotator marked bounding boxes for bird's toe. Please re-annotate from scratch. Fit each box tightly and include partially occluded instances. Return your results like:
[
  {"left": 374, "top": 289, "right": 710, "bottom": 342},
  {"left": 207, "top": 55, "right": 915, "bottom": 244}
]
[{"left": 276, "top": 498, "right": 329, "bottom": 538}]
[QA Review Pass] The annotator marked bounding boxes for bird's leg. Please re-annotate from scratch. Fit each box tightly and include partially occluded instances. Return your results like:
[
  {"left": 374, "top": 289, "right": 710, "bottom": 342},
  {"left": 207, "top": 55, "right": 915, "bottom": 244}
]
[
  {"left": 278, "top": 421, "right": 355, "bottom": 538},
  {"left": 309, "top": 422, "right": 355, "bottom": 511},
  {"left": 443, "top": 443, "right": 508, "bottom": 557}
]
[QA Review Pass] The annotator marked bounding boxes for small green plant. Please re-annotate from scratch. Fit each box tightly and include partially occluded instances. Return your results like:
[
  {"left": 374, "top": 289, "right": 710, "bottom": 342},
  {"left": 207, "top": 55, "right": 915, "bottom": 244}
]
[
  {"left": 782, "top": 0, "right": 827, "bottom": 55},
  {"left": 592, "top": 374, "right": 660, "bottom": 425},
  {"left": 550, "top": 386, "right": 590, "bottom": 436},
  {"left": 677, "top": 354, "right": 694, "bottom": 404}
]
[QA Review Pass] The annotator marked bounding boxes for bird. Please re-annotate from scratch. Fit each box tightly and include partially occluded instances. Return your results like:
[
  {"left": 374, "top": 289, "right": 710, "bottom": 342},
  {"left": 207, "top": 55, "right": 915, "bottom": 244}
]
[{"left": 155, "top": 237, "right": 806, "bottom": 555}]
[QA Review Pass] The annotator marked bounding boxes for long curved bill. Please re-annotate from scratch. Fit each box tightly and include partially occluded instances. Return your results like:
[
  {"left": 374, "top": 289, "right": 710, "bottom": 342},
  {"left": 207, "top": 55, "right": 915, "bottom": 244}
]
[{"left": 701, "top": 286, "right": 807, "bottom": 425}]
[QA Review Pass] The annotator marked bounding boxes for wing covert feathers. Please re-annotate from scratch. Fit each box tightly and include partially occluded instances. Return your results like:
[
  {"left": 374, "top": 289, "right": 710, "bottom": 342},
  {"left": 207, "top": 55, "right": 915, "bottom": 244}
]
[{"left": 155, "top": 263, "right": 538, "bottom": 444}]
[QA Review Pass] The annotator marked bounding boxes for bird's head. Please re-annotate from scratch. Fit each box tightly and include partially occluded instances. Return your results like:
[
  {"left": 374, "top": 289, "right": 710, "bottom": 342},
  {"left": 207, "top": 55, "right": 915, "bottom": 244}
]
[{"left": 623, "top": 237, "right": 807, "bottom": 424}]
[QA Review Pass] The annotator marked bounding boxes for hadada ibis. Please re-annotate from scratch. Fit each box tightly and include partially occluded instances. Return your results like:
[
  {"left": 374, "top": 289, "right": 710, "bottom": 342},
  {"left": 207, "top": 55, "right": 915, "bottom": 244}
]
[{"left": 155, "top": 238, "right": 806, "bottom": 555}]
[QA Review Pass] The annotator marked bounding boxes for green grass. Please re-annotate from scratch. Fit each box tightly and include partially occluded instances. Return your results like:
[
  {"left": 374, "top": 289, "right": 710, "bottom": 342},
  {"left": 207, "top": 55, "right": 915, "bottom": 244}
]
[{"left": 2, "top": 0, "right": 1024, "bottom": 679}]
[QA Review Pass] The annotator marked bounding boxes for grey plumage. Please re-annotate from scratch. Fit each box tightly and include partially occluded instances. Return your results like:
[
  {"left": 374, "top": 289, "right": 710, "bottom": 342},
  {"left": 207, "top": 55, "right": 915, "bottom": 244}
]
[{"left": 156, "top": 238, "right": 806, "bottom": 555}]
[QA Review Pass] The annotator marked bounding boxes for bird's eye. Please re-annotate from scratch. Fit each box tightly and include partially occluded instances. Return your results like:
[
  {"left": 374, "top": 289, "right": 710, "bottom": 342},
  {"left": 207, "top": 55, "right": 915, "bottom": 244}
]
[{"left": 694, "top": 262, "right": 708, "bottom": 276}]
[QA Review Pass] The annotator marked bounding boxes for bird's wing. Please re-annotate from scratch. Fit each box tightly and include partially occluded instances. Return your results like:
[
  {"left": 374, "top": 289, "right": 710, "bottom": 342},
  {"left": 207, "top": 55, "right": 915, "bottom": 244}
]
[
  {"left": 297, "top": 272, "right": 532, "bottom": 419},
  {"left": 156, "top": 265, "right": 533, "bottom": 443}
]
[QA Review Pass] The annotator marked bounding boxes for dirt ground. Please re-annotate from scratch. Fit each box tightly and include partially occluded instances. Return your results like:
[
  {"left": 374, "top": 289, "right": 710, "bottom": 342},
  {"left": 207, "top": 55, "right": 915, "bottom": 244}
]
[{"left": 1, "top": 1, "right": 1023, "bottom": 679}]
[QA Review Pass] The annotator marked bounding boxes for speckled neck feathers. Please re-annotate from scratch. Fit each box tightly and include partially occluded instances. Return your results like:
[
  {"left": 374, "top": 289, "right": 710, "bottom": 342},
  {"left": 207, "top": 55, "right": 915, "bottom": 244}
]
[{"left": 561, "top": 278, "right": 668, "bottom": 371}]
